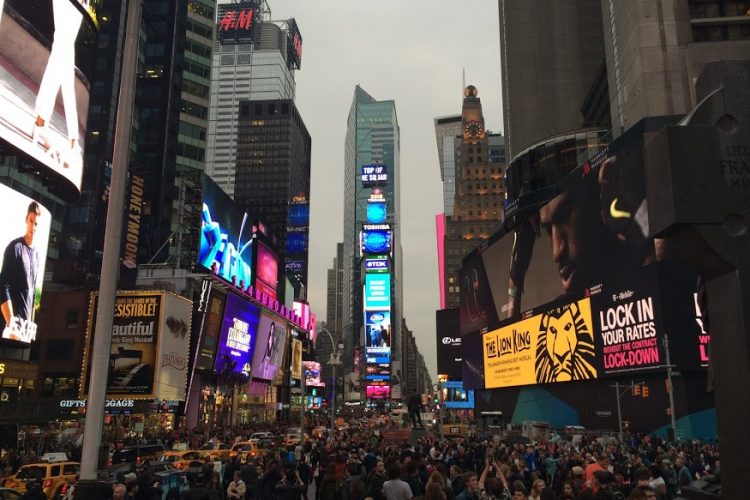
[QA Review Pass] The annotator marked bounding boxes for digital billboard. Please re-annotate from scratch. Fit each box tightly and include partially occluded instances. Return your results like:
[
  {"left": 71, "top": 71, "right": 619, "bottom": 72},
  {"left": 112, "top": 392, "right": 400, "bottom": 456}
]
[
  {"left": 361, "top": 164, "right": 388, "bottom": 186},
  {"left": 216, "top": 2, "right": 256, "bottom": 44},
  {"left": 366, "top": 385, "right": 391, "bottom": 399},
  {"left": 251, "top": 312, "right": 288, "bottom": 381},
  {"left": 442, "top": 381, "right": 474, "bottom": 409},
  {"left": 365, "top": 256, "right": 389, "bottom": 274},
  {"left": 0, "top": 184, "right": 51, "bottom": 344},
  {"left": 366, "top": 200, "right": 387, "bottom": 224},
  {"left": 0, "top": 0, "right": 98, "bottom": 198},
  {"left": 291, "top": 338, "right": 302, "bottom": 380},
  {"left": 364, "top": 273, "right": 391, "bottom": 311},
  {"left": 436, "top": 309, "right": 462, "bottom": 378},
  {"left": 214, "top": 293, "right": 260, "bottom": 377},
  {"left": 195, "top": 291, "right": 225, "bottom": 371},
  {"left": 285, "top": 197, "right": 309, "bottom": 280},
  {"left": 366, "top": 363, "right": 390, "bottom": 381},
  {"left": 362, "top": 228, "right": 392, "bottom": 255},
  {"left": 199, "top": 176, "right": 253, "bottom": 287},
  {"left": 461, "top": 117, "right": 705, "bottom": 390},
  {"left": 286, "top": 18, "right": 302, "bottom": 70},
  {"left": 304, "top": 361, "right": 324, "bottom": 387},
  {"left": 154, "top": 294, "right": 192, "bottom": 401},
  {"left": 255, "top": 241, "right": 278, "bottom": 301},
  {"left": 365, "top": 311, "right": 391, "bottom": 349}
]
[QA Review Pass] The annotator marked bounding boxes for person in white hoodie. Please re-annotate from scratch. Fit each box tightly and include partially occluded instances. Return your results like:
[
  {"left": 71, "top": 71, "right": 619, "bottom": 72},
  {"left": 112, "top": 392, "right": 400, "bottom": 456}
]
[{"left": 228, "top": 470, "right": 247, "bottom": 499}]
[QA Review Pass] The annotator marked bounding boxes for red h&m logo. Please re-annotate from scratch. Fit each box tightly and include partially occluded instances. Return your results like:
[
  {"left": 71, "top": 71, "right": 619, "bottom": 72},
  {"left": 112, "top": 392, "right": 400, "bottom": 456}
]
[{"left": 218, "top": 8, "right": 254, "bottom": 32}]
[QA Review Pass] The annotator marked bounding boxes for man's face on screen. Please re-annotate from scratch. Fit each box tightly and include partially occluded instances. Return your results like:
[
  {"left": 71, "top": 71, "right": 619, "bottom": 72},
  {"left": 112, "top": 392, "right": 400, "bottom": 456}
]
[{"left": 540, "top": 189, "right": 603, "bottom": 293}]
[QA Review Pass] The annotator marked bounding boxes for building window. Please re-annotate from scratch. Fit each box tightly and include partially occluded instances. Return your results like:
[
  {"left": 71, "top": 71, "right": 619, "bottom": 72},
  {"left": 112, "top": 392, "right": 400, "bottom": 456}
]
[{"left": 65, "top": 310, "right": 79, "bottom": 330}]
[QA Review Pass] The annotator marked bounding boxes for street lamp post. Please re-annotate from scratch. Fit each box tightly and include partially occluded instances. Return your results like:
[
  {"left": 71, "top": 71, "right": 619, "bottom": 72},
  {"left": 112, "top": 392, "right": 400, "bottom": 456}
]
[
  {"left": 611, "top": 380, "right": 644, "bottom": 444},
  {"left": 318, "top": 325, "right": 352, "bottom": 430}
]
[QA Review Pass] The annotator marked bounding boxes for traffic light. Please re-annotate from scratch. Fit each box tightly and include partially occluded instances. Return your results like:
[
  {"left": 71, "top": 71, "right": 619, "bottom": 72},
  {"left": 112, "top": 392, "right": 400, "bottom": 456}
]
[{"left": 433, "top": 394, "right": 439, "bottom": 404}]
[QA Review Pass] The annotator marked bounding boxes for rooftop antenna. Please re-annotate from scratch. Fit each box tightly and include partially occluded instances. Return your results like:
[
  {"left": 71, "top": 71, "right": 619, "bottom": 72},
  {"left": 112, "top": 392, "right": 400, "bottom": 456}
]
[{"left": 462, "top": 67, "right": 466, "bottom": 95}]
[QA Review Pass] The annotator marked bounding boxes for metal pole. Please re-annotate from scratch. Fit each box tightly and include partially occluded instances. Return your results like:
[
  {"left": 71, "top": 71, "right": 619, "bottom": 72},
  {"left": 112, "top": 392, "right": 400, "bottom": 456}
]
[
  {"left": 299, "top": 361, "right": 305, "bottom": 441},
  {"left": 614, "top": 381, "right": 623, "bottom": 445},
  {"left": 79, "top": 0, "right": 141, "bottom": 485},
  {"left": 330, "top": 359, "right": 336, "bottom": 431},
  {"left": 664, "top": 336, "right": 677, "bottom": 441}
]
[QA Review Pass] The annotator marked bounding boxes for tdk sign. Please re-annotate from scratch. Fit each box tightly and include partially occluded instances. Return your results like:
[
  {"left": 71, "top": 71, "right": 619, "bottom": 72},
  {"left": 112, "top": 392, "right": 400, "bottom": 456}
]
[{"left": 366, "top": 259, "right": 389, "bottom": 272}]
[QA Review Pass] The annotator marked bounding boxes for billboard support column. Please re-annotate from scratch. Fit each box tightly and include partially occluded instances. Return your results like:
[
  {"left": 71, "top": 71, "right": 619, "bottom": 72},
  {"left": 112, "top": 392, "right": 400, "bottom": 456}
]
[{"left": 79, "top": 0, "right": 142, "bottom": 489}]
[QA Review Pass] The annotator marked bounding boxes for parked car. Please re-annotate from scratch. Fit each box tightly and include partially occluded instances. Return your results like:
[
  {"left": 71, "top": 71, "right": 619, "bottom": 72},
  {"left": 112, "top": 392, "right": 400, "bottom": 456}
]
[
  {"left": 110, "top": 444, "right": 165, "bottom": 465},
  {"left": 1, "top": 460, "right": 79, "bottom": 499}
]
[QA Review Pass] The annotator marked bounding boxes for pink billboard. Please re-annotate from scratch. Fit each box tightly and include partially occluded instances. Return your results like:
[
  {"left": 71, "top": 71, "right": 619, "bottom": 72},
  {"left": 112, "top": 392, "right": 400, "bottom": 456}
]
[
  {"left": 255, "top": 241, "right": 278, "bottom": 301},
  {"left": 366, "top": 385, "right": 390, "bottom": 399}
]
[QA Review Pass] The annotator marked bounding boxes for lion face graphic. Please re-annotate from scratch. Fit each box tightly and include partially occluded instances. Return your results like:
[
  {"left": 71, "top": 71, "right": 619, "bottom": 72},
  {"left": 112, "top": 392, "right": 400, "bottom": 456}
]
[{"left": 535, "top": 302, "right": 597, "bottom": 383}]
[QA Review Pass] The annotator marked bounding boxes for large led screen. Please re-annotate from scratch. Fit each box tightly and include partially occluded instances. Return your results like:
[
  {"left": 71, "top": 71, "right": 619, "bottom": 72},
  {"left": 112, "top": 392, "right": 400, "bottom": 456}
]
[
  {"left": 304, "top": 361, "right": 324, "bottom": 387},
  {"left": 436, "top": 309, "right": 462, "bottom": 378},
  {"left": 461, "top": 117, "right": 707, "bottom": 389},
  {"left": 366, "top": 385, "right": 391, "bottom": 399},
  {"left": 255, "top": 241, "right": 278, "bottom": 301},
  {"left": 362, "top": 229, "right": 391, "bottom": 255},
  {"left": 251, "top": 312, "right": 288, "bottom": 381},
  {"left": 214, "top": 293, "right": 260, "bottom": 377},
  {"left": 0, "top": 0, "right": 98, "bottom": 198},
  {"left": 442, "top": 381, "right": 474, "bottom": 409},
  {"left": 365, "top": 310, "right": 391, "bottom": 349},
  {"left": 0, "top": 184, "right": 51, "bottom": 344},
  {"left": 366, "top": 201, "right": 387, "bottom": 224},
  {"left": 195, "top": 291, "right": 225, "bottom": 371},
  {"left": 199, "top": 176, "right": 253, "bottom": 287},
  {"left": 364, "top": 273, "right": 391, "bottom": 311},
  {"left": 361, "top": 164, "right": 388, "bottom": 186}
]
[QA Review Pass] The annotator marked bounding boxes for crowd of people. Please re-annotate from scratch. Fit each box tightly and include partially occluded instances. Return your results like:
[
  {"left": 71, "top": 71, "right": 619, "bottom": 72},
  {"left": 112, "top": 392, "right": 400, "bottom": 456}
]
[{"left": 0, "top": 416, "right": 720, "bottom": 500}]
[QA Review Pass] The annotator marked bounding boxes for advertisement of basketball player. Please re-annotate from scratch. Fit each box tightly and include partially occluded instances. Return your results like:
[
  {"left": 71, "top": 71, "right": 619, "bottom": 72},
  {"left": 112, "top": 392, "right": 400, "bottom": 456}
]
[
  {"left": 462, "top": 118, "right": 707, "bottom": 390},
  {"left": 0, "top": 184, "right": 51, "bottom": 344}
]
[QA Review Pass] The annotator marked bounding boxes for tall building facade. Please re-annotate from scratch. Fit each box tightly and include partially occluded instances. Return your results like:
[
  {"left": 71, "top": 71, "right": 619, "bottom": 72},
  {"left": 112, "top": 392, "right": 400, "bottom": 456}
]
[
  {"left": 234, "top": 98, "right": 311, "bottom": 288},
  {"left": 326, "top": 242, "right": 344, "bottom": 336},
  {"left": 205, "top": 13, "right": 297, "bottom": 198},
  {"left": 498, "top": 0, "right": 606, "bottom": 157},
  {"left": 437, "top": 87, "right": 506, "bottom": 310},
  {"left": 342, "top": 86, "right": 402, "bottom": 399}
]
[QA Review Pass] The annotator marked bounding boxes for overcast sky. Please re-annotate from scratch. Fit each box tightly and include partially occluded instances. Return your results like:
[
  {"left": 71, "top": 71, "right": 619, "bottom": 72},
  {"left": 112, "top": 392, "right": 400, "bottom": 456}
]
[{"left": 268, "top": 0, "right": 504, "bottom": 378}]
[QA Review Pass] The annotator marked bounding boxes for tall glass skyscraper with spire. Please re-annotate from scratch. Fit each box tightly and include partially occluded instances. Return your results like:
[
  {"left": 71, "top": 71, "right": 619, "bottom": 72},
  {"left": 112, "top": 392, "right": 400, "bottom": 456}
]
[{"left": 342, "top": 86, "right": 402, "bottom": 401}]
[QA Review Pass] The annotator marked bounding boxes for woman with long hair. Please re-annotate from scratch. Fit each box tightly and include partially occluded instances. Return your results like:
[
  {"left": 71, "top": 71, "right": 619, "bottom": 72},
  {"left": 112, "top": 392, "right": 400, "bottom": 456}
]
[{"left": 208, "top": 470, "right": 227, "bottom": 500}]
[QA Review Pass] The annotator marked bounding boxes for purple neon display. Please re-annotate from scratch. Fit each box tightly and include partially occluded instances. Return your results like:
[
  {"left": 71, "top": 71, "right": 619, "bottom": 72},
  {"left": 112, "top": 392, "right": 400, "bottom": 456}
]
[{"left": 214, "top": 293, "right": 260, "bottom": 376}]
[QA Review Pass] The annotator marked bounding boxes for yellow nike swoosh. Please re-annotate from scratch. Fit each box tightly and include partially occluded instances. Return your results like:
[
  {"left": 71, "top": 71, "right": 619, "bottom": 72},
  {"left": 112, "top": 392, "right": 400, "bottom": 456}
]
[{"left": 610, "top": 198, "right": 632, "bottom": 219}]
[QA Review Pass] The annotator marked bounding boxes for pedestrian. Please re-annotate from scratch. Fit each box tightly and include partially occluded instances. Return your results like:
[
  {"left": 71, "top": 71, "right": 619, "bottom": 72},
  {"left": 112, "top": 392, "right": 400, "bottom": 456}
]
[
  {"left": 319, "top": 465, "right": 343, "bottom": 500},
  {"left": 383, "top": 464, "right": 413, "bottom": 500},
  {"left": 228, "top": 470, "right": 247, "bottom": 500},
  {"left": 209, "top": 471, "right": 227, "bottom": 500}
]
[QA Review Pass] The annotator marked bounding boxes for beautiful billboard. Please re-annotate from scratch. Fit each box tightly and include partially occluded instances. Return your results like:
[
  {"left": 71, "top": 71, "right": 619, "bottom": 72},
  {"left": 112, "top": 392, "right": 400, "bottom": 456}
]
[
  {"left": 251, "top": 312, "right": 288, "bottom": 381},
  {"left": 285, "top": 18, "right": 302, "bottom": 70},
  {"left": 442, "top": 381, "right": 474, "bottom": 410},
  {"left": 0, "top": 184, "right": 51, "bottom": 344},
  {"left": 366, "top": 200, "right": 387, "bottom": 224},
  {"left": 366, "top": 385, "right": 390, "bottom": 399},
  {"left": 461, "top": 118, "right": 705, "bottom": 389},
  {"left": 0, "top": 0, "right": 98, "bottom": 198},
  {"left": 361, "top": 164, "right": 388, "bottom": 187},
  {"left": 214, "top": 293, "right": 260, "bottom": 377},
  {"left": 82, "top": 291, "right": 193, "bottom": 400},
  {"left": 199, "top": 176, "right": 253, "bottom": 287},
  {"left": 361, "top": 228, "right": 392, "bottom": 255}
]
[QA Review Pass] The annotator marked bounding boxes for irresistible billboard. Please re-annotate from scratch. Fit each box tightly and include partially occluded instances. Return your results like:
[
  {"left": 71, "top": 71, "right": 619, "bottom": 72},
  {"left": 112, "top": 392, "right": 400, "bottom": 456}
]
[
  {"left": 82, "top": 291, "right": 193, "bottom": 400},
  {"left": 0, "top": 185, "right": 51, "bottom": 344},
  {"left": 195, "top": 291, "right": 226, "bottom": 371},
  {"left": 214, "top": 293, "right": 260, "bottom": 377},
  {"left": 0, "top": 0, "right": 98, "bottom": 198},
  {"left": 251, "top": 312, "right": 288, "bottom": 381},
  {"left": 436, "top": 309, "right": 462, "bottom": 378},
  {"left": 216, "top": 2, "right": 256, "bottom": 44},
  {"left": 199, "top": 176, "right": 253, "bottom": 288},
  {"left": 461, "top": 118, "right": 704, "bottom": 390},
  {"left": 361, "top": 164, "right": 388, "bottom": 186},
  {"left": 364, "top": 273, "right": 391, "bottom": 311}
]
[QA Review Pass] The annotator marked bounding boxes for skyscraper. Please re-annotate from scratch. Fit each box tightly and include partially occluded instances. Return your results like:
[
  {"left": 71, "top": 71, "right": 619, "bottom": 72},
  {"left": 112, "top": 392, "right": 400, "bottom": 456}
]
[
  {"left": 234, "top": 98, "right": 311, "bottom": 289},
  {"left": 342, "top": 86, "right": 401, "bottom": 399},
  {"left": 205, "top": 5, "right": 297, "bottom": 198},
  {"left": 436, "top": 87, "right": 506, "bottom": 310}
]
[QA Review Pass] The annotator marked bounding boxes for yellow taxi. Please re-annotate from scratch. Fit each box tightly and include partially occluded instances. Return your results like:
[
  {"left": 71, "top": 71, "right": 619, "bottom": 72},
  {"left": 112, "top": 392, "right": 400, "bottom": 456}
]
[
  {"left": 229, "top": 441, "right": 265, "bottom": 462},
  {"left": 156, "top": 450, "right": 208, "bottom": 471},
  {"left": 1, "top": 459, "right": 80, "bottom": 499},
  {"left": 197, "top": 443, "right": 231, "bottom": 461}
]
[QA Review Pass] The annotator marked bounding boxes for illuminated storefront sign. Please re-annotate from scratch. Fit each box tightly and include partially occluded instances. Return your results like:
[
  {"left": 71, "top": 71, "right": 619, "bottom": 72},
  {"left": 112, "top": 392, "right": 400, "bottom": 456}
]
[{"left": 217, "top": 3, "right": 256, "bottom": 43}]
